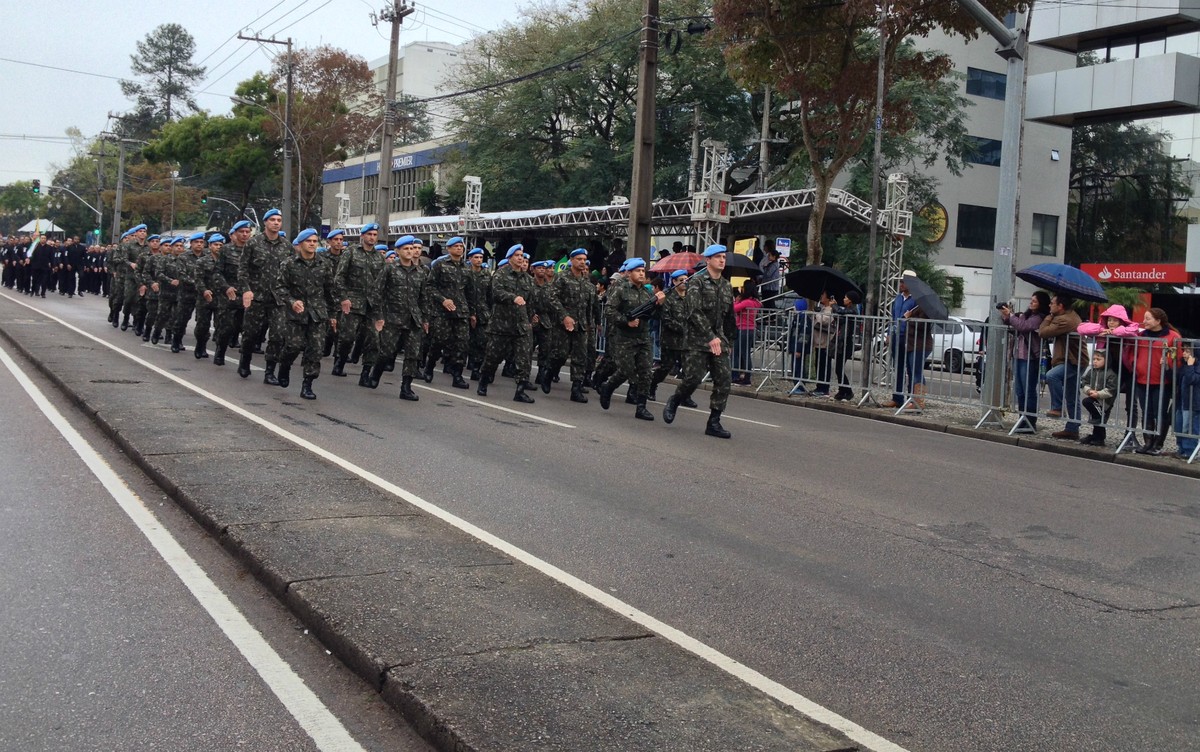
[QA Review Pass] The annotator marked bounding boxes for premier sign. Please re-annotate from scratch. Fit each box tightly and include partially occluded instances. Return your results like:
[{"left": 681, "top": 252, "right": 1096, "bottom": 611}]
[{"left": 1080, "top": 263, "right": 1190, "bottom": 284}]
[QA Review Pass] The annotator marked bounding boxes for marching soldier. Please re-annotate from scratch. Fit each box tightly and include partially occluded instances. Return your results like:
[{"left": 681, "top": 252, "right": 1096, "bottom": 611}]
[
  {"left": 210, "top": 221, "right": 250, "bottom": 365},
  {"left": 370, "top": 235, "right": 429, "bottom": 399},
  {"left": 321, "top": 229, "right": 347, "bottom": 357},
  {"left": 115, "top": 224, "right": 147, "bottom": 330},
  {"left": 464, "top": 247, "right": 490, "bottom": 380},
  {"left": 238, "top": 209, "right": 290, "bottom": 384},
  {"left": 648, "top": 269, "right": 697, "bottom": 406},
  {"left": 152, "top": 237, "right": 185, "bottom": 345},
  {"left": 663, "top": 244, "right": 736, "bottom": 439},
  {"left": 135, "top": 235, "right": 164, "bottom": 341},
  {"left": 331, "top": 223, "right": 384, "bottom": 387},
  {"left": 477, "top": 245, "right": 536, "bottom": 403},
  {"left": 421, "top": 235, "right": 472, "bottom": 388},
  {"left": 193, "top": 233, "right": 227, "bottom": 359},
  {"left": 539, "top": 248, "right": 596, "bottom": 403},
  {"left": 170, "top": 232, "right": 207, "bottom": 353},
  {"left": 529, "top": 260, "right": 557, "bottom": 389},
  {"left": 271, "top": 229, "right": 336, "bottom": 400},
  {"left": 597, "top": 257, "right": 663, "bottom": 421}
]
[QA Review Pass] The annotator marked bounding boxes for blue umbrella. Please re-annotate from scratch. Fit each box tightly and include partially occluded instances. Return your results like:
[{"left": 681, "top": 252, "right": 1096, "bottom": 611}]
[{"left": 1016, "top": 263, "right": 1107, "bottom": 303}]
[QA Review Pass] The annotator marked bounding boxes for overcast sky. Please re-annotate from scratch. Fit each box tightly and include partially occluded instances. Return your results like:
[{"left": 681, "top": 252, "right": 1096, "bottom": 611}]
[{"left": 0, "top": 0, "right": 523, "bottom": 187}]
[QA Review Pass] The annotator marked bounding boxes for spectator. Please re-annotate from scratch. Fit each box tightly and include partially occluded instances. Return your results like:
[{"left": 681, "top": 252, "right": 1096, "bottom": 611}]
[
  {"left": 732, "top": 284, "right": 761, "bottom": 385},
  {"left": 1175, "top": 342, "right": 1200, "bottom": 459},
  {"left": 830, "top": 290, "right": 861, "bottom": 401},
  {"left": 883, "top": 271, "right": 918, "bottom": 408},
  {"left": 903, "top": 304, "right": 933, "bottom": 409},
  {"left": 758, "top": 248, "right": 782, "bottom": 307},
  {"left": 788, "top": 297, "right": 811, "bottom": 395},
  {"left": 1112, "top": 308, "right": 1183, "bottom": 455},
  {"left": 1039, "top": 294, "right": 1086, "bottom": 440},
  {"left": 1000, "top": 291, "right": 1050, "bottom": 431},
  {"left": 1079, "top": 349, "right": 1118, "bottom": 446},
  {"left": 811, "top": 291, "right": 836, "bottom": 396},
  {"left": 1077, "top": 303, "right": 1137, "bottom": 429}
]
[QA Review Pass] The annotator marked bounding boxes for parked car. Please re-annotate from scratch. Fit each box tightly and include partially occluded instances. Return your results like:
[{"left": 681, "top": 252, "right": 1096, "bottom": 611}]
[{"left": 929, "top": 317, "right": 985, "bottom": 373}]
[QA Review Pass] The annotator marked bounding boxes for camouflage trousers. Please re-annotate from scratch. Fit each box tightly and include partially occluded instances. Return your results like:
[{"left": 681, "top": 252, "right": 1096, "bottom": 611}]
[
  {"left": 108, "top": 275, "right": 124, "bottom": 316},
  {"left": 154, "top": 292, "right": 177, "bottom": 335},
  {"left": 601, "top": 333, "right": 651, "bottom": 396},
  {"left": 378, "top": 324, "right": 425, "bottom": 378},
  {"left": 467, "top": 319, "right": 489, "bottom": 369},
  {"left": 482, "top": 331, "right": 533, "bottom": 384},
  {"left": 673, "top": 348, "right": 732, "bottom": 412},
  {"left": 141, "top": 297, "right": 159, "bottom": 334},
  {"left": 545, "top": 326, "right": 590, "bottom": 383},
  {"left": 193, "top": 298, "right": 217, "bottom": 342},
  {"left": 650, "top": 346, "right": 686, "bottom": 388},
  {"left": 120, "top": 275, "right": 139, "bottom": 316},
  {"left": 427, "top": 316, "right": 469, "bottom": 369},
  {"left": 172, "top": 288, "right": 197, "bottom": 342},
  {"left": 278, "top": 318, "right": 324, "bottom": 379},
  {"left": 214, "top": 303, "right": 244, "bottom": 349},
  {"left": 336, "top": 311, "right": 378, "bottom": 366},
  {"left": 592, "top": 326, "right": 624, "bottom": 387},
  {"left": 532, "top": 327, "right": 552, "bottom": 372},
  {"left": 241, "top": 299, "right": 283, "bottom": 362}
]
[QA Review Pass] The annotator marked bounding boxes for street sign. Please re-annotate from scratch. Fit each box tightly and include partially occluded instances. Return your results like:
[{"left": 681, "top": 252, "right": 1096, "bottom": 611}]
[{"left": 775, "top": 237, "right": 792, "bottom": 257}]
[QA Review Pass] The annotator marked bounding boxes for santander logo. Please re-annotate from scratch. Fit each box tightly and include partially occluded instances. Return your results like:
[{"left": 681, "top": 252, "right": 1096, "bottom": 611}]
[{"left": 1097, "top": 266, "right": 1112, "bottom": 281}]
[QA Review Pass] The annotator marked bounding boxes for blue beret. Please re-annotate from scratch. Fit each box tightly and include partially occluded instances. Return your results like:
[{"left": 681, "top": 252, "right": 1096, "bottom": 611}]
[
  {"left": 131, "top": 224, "right": 147, "bottom": 234},
  {"left": 262, "top": 209, "right": 281, "bottom": 221},
  {"left": 374, "top": 244, "right": 390, "bottom": 251},
  {"left": 497, "top": 259, "right": 509, "bottom": 268},
  {"left": 670, "top": 269, "right": 689, "bottom": 280},
  {"left": 147, "top": 234, "right": 160, "bottom": 242},
  {"left": 466, "top": 247, "right": 484, "bottom": 257},
  {"left": 360, "top": 222, "right": 379, "bottom": 234},
  {"left": 188, "top": 232, "right": 206, "bottom": 242},
  {"left": 230, "top": 220, "right": 252, "bottom": 232},
  {"left": 292, "top": 228, "right": 318, "bottom": 246},
  {"left": 171, "top": 237, "right": 185, "bottom": 246},
  {"left": 119, "top": 229, "right": 132, "bottom": 239},
  {"left": 279, "top": 231, "right": 287, "bottom": 238},
  {"left": 325, "top": 228, "right": 345, "bottom": 239},
  {"left": 208, "top": 234, "right": 225, "bottom": 244},
  {"left": 505, "top": 244, "right": 524, "bottom": 259},
  {"left": 702, "top": 243, "right": 727, "bottom": 257},
  {"left": 569, "top": 248, "right": 588, "bottom": 258},
  {"left": 386, "top": 250, "right": 398, "bottom": 259},
  {"left": 625, "top": 258, "right": 646, "bottom": 270},
  {"left": 394, "top": 234, "right": 417, "bottom": 247},
  {"left": 446, "top": 236, "right": 465, "bottom": 247}
]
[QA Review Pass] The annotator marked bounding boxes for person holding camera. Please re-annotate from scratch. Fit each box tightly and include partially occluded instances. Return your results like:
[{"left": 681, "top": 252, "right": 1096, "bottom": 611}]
[{"left": 999, "top": 291, "right": 1050, "bottom": 431}]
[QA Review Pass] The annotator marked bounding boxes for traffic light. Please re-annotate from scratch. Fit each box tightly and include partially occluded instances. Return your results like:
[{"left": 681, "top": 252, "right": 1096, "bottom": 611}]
[
  {"left": 31, "top": 179, "right": 40, "bottom": 194},
  {"left": 200, "top": 192, "right": 208, "bottom": 204}
]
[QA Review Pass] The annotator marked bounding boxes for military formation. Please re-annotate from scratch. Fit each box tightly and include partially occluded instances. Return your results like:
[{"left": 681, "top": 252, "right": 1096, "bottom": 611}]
[
  {"left": 71, "top": 214, "right": 738, "bottom": 437},
  {"left": 2, "top": 235, "right": 110, "bottom": 298}
]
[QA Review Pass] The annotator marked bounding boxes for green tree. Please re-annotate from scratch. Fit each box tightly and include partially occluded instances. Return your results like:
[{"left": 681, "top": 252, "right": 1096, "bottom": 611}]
[
  {"left": 447, "top": 0, "right": 754, "bottom": 212},
  {"left": 120, "top": 23, "right": 207, "bottom": 132},
  {"left": 0, "top": 182, "right": 46, "bottom": 234},
  {"left": 1067, "top": 121, "right": 1191, "bottom": 266},
  {"left": 715, "top": 0, "right": 1021, "bottom": 265},
  {"left": 50, "top": 129, "right": 118, "bottom": 237}
]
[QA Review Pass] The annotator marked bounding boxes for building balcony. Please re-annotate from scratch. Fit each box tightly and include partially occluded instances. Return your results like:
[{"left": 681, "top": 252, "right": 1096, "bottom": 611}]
[
  {"left": 1031, "top": 0, "right": 1200, "bottom": 54},
  {"left": 1026, "top": 53, "right": 1200, "bottom": 125}
]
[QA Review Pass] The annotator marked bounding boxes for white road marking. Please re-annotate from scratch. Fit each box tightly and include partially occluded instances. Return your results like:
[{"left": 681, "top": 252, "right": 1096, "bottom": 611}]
[
  {"left": 414, "top": 383, "right": 576, "bottom": 428},
  {"left": 0, "top": 341, "right": 366, "bottom": 752},
  {"left": 0, "top": 292, "right": 907, "bottom": 752}
]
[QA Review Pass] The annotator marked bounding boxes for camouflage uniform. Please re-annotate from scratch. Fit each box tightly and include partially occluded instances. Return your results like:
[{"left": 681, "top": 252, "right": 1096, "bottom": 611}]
[
  {"left": 238, "top": 231, "right": 291, "bottom": 365},
  {"left": 153, "top": 249, "right": 181, "bottom": 341},
  {"left": 369, "top": 261, "right": 429, "bottom": 385},
  {"left": 213, "top": 242, "right": 245, "bottom": 360},
  {"left": 424, "top": 256, "right": 472, "bottom": 379},
  {"left": 333, "top": 244, "right": 385, "bottom": 369},
  {"left": 132, "top": 245, "right": 155, "bottom": 335},
  {"left": 465, "top": 265, "right": 491, "bottom": 376},
  {"left": 544, "top": 270, "right": 597, "bottom": 385},
  {"left": 480, "top": 265, "right": 535, "bottom": 387},
  {"left": 530, "top": 277, "right": 557, "bottom": 379},
  {"left": 135, "top": 248, "right": 161, "bottom": 340},
  {"left": 118, "top": 239, "right": 144, "bottom": 318},
  {"left": 600, "top": 278, "right": 654, "bottom": 399},
  {"left": 272, "top": 253, "right": 334, "bottom": 382},
  {"left": 591, "top": 275, "right": 628, "bottom": 389},
  {"left": 672, "top": 272, "right": 735, "bottom": 411},
  {"left": 170, "top": 248, "right": 205, "bottom": 350},
  {"left": 649, "top": 284, "right": 689, "bottom": 395},
  {"left": 321, "top": 248, "right": 343, "bottom": 356},
  {"left": 193, "top": 249, "right": 221, "bottom": 353}
]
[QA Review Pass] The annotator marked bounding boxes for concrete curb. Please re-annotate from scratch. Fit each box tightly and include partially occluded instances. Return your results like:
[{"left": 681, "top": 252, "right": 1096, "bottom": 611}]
[{"left": 0, "top": 301, "right": 858, "bottom": 752}]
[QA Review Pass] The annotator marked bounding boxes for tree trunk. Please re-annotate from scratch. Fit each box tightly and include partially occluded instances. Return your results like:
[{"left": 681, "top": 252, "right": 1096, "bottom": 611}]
[{"left": 806, "top": 175, "right": 834, "bottom": 266}]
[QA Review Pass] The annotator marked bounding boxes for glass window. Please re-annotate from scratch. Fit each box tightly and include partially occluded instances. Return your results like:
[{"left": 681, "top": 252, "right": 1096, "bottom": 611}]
[
  {"left": 966, "top": 136, "right": 1003, "bottom": 167},
  {"left": 389, "top": 165, "right": 434, "bottom": 214},
  {"left": 362, "top": 173, "right": 378, "bottom": 218},
  {"left": 966, "top": 67, "right": 1006, "bottom": 100},
  {"left": 1138, "top": 35, "right": 1166, "bottom": 57},
  {"left": 1003, "top": 11, "right": 1016, "bottom": 29},
  {"left": 1107, "top": 36, "right": 1137, "bottom": 62},
  {"left": 1031, "top": 213, "right": 1059, "bottom": 257},
  {"left": 956, "top": 204, "right": 997, "bottom": 251}
]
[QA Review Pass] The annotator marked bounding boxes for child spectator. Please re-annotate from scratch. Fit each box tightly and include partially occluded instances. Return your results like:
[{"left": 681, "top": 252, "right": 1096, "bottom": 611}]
[
  {"left": 1175, "top": 342, "right": 1200, "bottom": 459},
  {"left": 1079, "top": 350, "right": 1118, "bottom": 446}
]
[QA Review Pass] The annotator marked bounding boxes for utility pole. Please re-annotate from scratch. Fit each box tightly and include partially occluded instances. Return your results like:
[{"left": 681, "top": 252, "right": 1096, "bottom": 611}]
[
  {"left": 687, "top": 105, "right": 701, "bottom": 195},
  {"left": 628, "top": 0, "right": 660, "bottom": 259},
  {"left": 238, "top": 34, "right": 295, "bottom": 233},
  {"left": 109, "top": 137, "right": 127, "bottom": 245},
  {"left": 757, "top": 86, "right": 771, "bottom": 193},
  {"left": 376, "top": 0, "right": 415, "bottom": 235}
]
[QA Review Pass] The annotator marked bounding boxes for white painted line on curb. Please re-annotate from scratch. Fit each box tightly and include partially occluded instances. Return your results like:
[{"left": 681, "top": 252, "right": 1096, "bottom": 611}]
[
  {"left": 0, "top": 292, "right": 908, "bottom": 752},
  {"left": 0, "top": 341, "right": 366, "bottom": 752}
]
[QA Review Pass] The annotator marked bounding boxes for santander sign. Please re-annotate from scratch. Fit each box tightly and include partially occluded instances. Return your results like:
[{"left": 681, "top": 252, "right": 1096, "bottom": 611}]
[{"left": 1080, "top": 263, "right": 1189, "bottom": 284}]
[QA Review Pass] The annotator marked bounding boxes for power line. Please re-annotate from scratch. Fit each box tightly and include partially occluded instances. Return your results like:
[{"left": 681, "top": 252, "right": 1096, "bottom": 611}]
[{"left": 196, "top": 0, "right": 292, "bottom": 66}]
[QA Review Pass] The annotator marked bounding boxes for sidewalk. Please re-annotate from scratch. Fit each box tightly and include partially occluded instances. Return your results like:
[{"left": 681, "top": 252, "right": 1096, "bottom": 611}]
[{"left": 0, "top": 297, "right": 859, "bottom": 751}]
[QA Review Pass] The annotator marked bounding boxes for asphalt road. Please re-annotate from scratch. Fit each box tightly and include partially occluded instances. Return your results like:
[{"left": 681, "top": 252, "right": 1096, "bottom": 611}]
[
  {"left": 7, "top": 289, "right": 1200, "bottom": 752},
  {"left": 0, "top": 327, "right": 432, "bottom": 752}
]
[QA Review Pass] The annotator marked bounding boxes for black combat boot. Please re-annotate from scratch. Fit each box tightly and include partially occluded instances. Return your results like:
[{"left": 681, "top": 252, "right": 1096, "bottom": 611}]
[
  {"left": 111, "top": 312, "right": 120, "bottom": 328},
  {"left": 514, "top": 384, "right": 535, "bottom": 404},
  {"left": 625, "top": 387, "right": 638, "bottom": 405},
  {"left": 662, "top": 393, "right": 681, "bottom": 424},
  {"left": 331, "top": 356, "right": 347, "bottom": 377},
  {"left": 421, "top": 355, "right": 435, "bottom": 383},
  {"left": 237, "top": 350, "right": 253, "bottom": 378},
  {"left": 367, "top": 362, "right": 385, "bottom": 389},
  {"left": 476, "top": 373, "right": 490, "bottom": 397},
  {"left": 170, "top": 331, "right": 182, "bottom": 353},
  {"left": 634, "top": 396, "right": 654, "bottom": 421},
  {"left": 646, "top": 385, "right": 658, "bottom": 402},
  {"left": 133, "top": 319, "right": 144, "bottom": 337},
  {"left": 276, "top": 362, "right": 291, "bottom": 389},
  {"left": 107, "top": 309, "right": 116, "bottom": 325},
  {"left": 469, "top": 367, "right": 481, "bottom": 381},
  {"left": 399, "top": 376, "right": 419, "bottom": 401},
  {"left": 539, "top": 368, "right": 554, "bottom": 394},
  {"left": 682, "top": 396, "right": 698, "bottom": 409},
  {"left": 150, "top": 328, "right": 161, "bottom": 345},
  {"left": 194, "top": 338, "right": 209, "bottom": 359},
  {"left": 598, "top": 381, "right": 614, "bottom": 410},
  {"left": 705, "top": 409, "right": 732, "bottom": 439},
  {"left": 142, "top": 328, "right": 151, "bottom": 343},
  {"left": 263, "top": 361, "right": 279, "bottom": 386},
  {"left": 383, "top": 356, "right": 396, "bottom": 372},
  {"left": 358, "top": 363, "right": 373, "bottom": 387},
  {"left": 212, "top": 344, "right": 227, "bottom": 366},
  {"left": 300, "top": 378, "right": 316, "bottom": 400},
  {"left": 570, "top": 381, "right": 588, "bottom": 404},
  {"left": 450, "top": 366, "right": 469, "bottom": 389},
  {"left": 120, "top": 313, "right": 131, "bottom": 331}
]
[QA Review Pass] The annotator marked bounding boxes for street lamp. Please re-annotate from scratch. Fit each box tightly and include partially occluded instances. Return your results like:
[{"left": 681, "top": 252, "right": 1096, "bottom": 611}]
[
  {"left": 231, "top": 95, "right": 302, "bottom": 232},
  {"left": 361, "top": 119, "right": 386, "bottom": 227},
  {"left": 48, "top": 184, "right": 103, "bottom": 235}
]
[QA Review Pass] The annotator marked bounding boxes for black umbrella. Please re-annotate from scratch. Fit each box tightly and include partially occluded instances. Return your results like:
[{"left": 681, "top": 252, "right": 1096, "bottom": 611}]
[
  {"left": 785, "top": 265, "right": 863, "bottom": 301},
  {"left": 902, "top": 275, "right": 949, "bottom": 321},
  {"left": 693, "top": 253, "right": 762, "bottom": 279}
]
